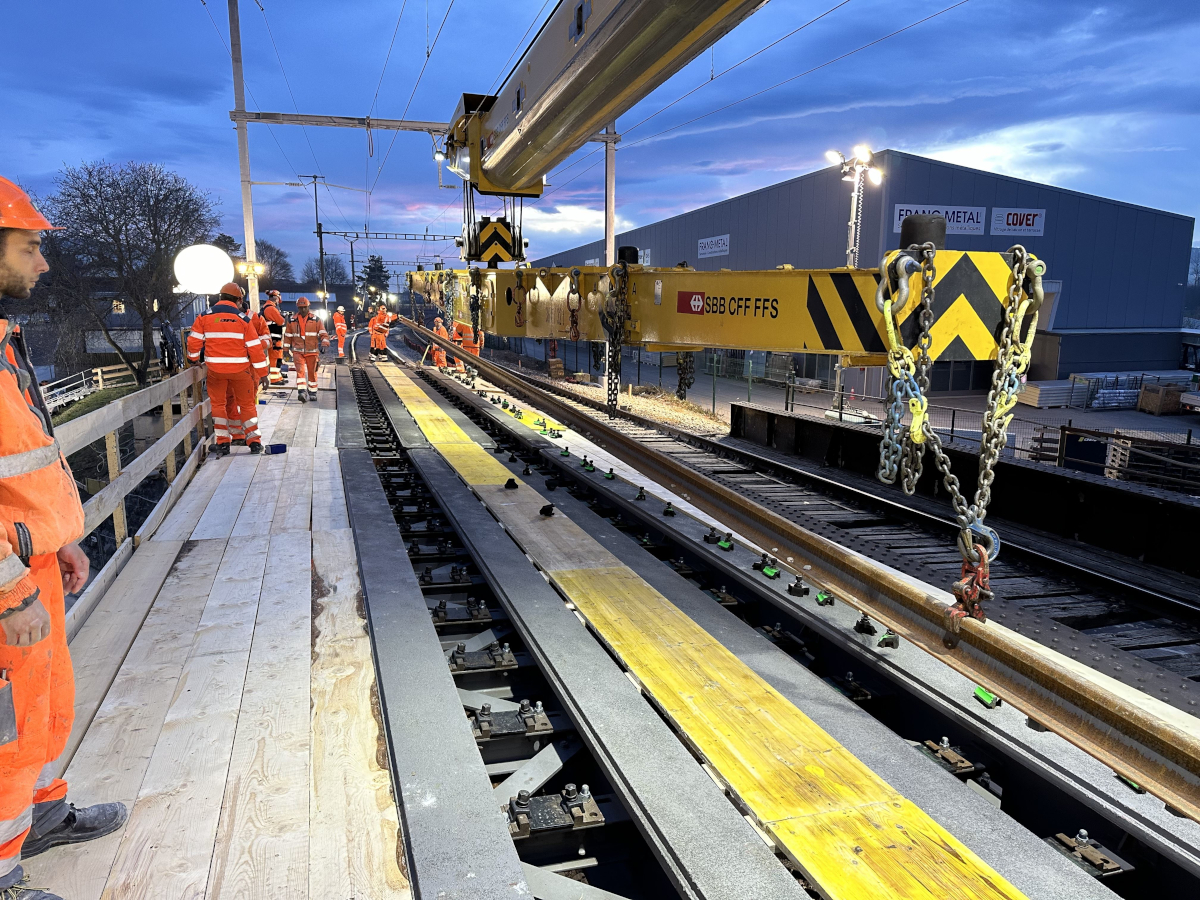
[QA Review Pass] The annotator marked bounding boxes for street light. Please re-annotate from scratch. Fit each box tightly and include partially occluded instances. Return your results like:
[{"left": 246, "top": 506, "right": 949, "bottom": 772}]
[
  {"left": 174, "top": 244, "right": 234, "bottom": 295},
  {"left": 826, "top": 146, "right": 883, "bottom": 268},
  {"left": 236, "top": 260, "right": 264, "bottom": 276}
]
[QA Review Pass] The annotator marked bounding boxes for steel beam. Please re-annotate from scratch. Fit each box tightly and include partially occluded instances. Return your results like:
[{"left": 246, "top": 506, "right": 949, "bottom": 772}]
[
  {"left": 521, "top": 863, "right": 630, "bottom": 900},
  {"left": 340, "top": 447, "right": 527, "bottom": 898},
  {"left": 230, "top": 109, "right": 449, "bottom": 132},
  {"left": 494, "top": 737, "right": 584, "bottom": 802}
]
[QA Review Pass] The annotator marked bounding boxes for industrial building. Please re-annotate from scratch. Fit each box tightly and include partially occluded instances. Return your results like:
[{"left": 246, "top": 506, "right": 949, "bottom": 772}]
[{"left": 534, "top": 150, "right": 1195, "bottom": 386}]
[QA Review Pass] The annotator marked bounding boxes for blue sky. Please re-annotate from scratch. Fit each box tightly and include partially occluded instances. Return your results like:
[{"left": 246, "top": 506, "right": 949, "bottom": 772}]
[{"left": 4, "top": 0, "right": 1199, "bottom": 272}]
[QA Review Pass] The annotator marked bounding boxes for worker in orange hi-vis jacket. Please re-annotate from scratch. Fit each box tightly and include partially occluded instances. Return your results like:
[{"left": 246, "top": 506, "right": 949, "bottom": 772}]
[
  {"left": 187, "top": 283, "right": 269, "bottom": 455},
  {"left": 223, "top": 291, "right": 271, "bottom": 446},
  {"left": 332, "top": 306, "right": 348, "bottom": 358},
  {"left": 261, "top": 290, "right": 286, "bottom": 384},
  {"left": 431, "top": 316, "right": 449, "bottom": 368},
  {"left": 368, "top": 304, "right": 390, "bottom": 359},
  {"left": 282, "top": 296, "right": 329, "bottom": 402},
  {"left": 453, "top": 320, "right": 481, "bottom": 358},
  {"left": 447, "top": 320, "right": 466, "bottom": 373},
  {"left": 0, "top": 176, "right": 129, "bottom": 900}
]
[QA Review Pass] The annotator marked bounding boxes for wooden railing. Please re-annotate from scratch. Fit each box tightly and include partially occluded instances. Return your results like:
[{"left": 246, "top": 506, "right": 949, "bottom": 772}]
[
  {"left": 92, "top": 360, "right": 164, "bottom": 390},
  {"left": 58, "top": 365, "right": 211, "bottom": 639}
]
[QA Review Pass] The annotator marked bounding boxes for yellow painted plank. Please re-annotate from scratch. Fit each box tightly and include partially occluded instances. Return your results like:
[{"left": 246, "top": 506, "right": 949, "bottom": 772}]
[{"left": 382, "top": 363, "right": 1027, "bottom": 900}]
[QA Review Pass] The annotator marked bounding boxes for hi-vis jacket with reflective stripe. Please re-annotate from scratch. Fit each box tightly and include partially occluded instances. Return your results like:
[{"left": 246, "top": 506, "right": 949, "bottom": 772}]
[
  {"left": 186, "top": 299, "right": 269, "bottom": 375},
  {"left": 248, "top": 310, "right": 270, "bottom": 353},
  {"left": 0, "top": 316, "right": 84, "bottom": 611},
  {"left": 263, "top": 299, "right": 286, "bottom": 348},
  {"left": 282, "top": 313, "right": 329, "bottom": 354}
]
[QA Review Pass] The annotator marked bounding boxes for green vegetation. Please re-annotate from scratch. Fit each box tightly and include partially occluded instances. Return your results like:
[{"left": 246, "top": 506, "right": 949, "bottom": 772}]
[{"left": 52, "top": 385, "right": 139, "bottom": 426}]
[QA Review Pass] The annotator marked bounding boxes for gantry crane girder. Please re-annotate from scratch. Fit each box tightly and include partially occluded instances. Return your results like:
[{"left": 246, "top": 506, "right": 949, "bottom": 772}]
[{"left": 407, "top": 250, "right": 1025, "bottom": 362}]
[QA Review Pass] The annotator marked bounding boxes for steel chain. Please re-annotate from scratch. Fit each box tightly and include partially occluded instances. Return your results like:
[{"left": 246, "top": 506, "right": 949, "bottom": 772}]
[
  {"left": 469, "top": 267, "right": 482, "bottom": 345},
  {"left": 603, "top": 262, "right": 630, "bottom": 417},
  {"left": 566, "top": 268, "right": 583, "bottom": 341},
  {"left": 676, "top": 351, "right": 695, "bottom": 400}
]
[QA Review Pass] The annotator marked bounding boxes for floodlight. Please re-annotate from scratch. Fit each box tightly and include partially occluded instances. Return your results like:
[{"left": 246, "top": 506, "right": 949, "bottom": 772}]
[
  {"left": 867, "top": 168, "right": 883, "bottom": 186},
  {"left": 825, "top": 150, "right": 843, "bottom": 164},
  {"left": 174, "top": 244, "right": 234, "bottom": 294},
  {"left": 853, "top": 145, "right": 872, "bottom": 163}
]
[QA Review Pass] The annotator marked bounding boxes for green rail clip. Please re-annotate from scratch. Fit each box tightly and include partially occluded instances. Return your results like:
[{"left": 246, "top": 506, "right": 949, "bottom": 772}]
[
  {"left": 816, "top": 590, "right": 835, "bottom": 607},
  {"left": 973, "top": 686, "right": 1002, "bottom": 709}
]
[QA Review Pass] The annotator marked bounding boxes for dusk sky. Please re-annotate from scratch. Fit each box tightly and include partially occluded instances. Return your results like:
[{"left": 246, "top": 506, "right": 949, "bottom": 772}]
[{"left": 5, "top": 0, "right": 1198, "bottom": 273}]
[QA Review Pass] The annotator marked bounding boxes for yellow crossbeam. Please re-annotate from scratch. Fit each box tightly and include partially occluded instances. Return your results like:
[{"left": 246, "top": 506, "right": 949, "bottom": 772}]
[{"left": 377, "top": 363, "right": 1027, "bottom": 900}]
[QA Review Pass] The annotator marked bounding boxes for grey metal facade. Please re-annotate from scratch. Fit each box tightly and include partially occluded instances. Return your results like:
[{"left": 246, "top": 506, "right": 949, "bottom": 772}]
[{"left": 533, "top": 150, "right": 1194, "bottom": 378}]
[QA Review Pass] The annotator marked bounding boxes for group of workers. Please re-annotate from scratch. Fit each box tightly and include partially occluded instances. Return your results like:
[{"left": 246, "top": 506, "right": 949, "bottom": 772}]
[{"left": 426, "top": 315, "right": 480, "bottom": 371}]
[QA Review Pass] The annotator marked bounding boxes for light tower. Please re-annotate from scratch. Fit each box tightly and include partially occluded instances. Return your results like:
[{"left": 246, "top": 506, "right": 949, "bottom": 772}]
[{"left": 826, "top": 146, "right": 882, "bottom": 269}]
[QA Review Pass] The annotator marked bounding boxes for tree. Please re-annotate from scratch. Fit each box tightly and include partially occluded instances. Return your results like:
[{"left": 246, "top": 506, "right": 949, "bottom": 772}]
[
  {"left": 44, "top": 161, "right": 219, "bottom": 385},
  {"left": 300, "top": 254, "right": 348, "bottom": 284},
  {"left": 357, "top": 254, "right": 390, "bottom": 308},
  {"left": 253, "top": 239, "right": 293, "bottom": 288},
  {"left": 212, "top": 233, "right": 242, "bottom": 257}
]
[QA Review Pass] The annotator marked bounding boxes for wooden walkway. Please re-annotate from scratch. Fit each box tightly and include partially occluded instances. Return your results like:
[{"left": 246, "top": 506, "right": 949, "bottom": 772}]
[{"left": 32, "top": 376, "right": 409, "bottom": 900}]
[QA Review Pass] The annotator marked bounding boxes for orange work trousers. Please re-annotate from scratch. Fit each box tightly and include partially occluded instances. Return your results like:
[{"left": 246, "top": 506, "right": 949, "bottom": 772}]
[
  {"left": 224, "top": 380, "right": 244, "bottom": 440},
  {"left": 268, "top": 347, "right": 284, "bottom": 384},
  {"left": 293, "top": 352, "right": 320, "bottom": 393},
  {"left": 0, "top": 554, "right": 73, "bottom": 871},
  {"left": 335, "top": 325, "right": 348, "bottom": 358},
  {"left": 209, "top": 369, "right": 260, "bottom": 445},
  {"left": 370, "top": 332, "right": 387, "bottom": 352}
]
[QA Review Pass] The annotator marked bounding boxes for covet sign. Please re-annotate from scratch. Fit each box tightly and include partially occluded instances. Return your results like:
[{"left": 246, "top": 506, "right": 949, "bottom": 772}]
[{"left": 990, "top": 208, "right": 1046, "bottom": 236}]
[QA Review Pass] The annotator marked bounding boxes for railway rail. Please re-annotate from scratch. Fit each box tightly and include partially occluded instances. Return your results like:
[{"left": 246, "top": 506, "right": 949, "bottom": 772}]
[{"left": 395, "top": 319, "right": 1200, "bottom": 832}]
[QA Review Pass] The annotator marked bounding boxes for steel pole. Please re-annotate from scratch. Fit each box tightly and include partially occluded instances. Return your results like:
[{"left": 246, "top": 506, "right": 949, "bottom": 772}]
[
  {"left": 603, "top": 123, "right": 617, "bottom": 401},
  {"left": 227, "top": 0, "right": 260, "bottom": 312}
]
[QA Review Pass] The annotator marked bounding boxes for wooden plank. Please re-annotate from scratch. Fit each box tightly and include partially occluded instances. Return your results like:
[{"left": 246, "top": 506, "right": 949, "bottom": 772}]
[
  {"left": 230, "top": 448, "right": 287, "bottom": 538},
  {"left": 316, "top": 407, "right": 337, "bottom": 448},
  {"left": 57, "top": 539, "right": 185, "bottom": 776},
  {"left": 310, "top": 448, "right": 349, "bottom": 532},
  {"left": 268, "top": 403, "right": 302, "bottom": 448},
  {"left": 292, "top": 405, "right": 320, "bottom": 448},
  {"left": 153, "top": 455, "right": 230, "bottom": 542},
  {"left": 65, "top": 538, "right": 134, "bottom": 643},
  {"left": 59, "top": 366, "right": 206, "bottom": 457},
  {"left": 311, "top": 528, "right": 409, "bottom": 899},
  {"left": 385, "top": 364, "right": 1028, "bottom": 900},
  {"left": 100, "top": 535, "right": 270, "bottom": 900},
  {"left": 191, "top": 456, "right": 260, "bottom": 541},
  {"left": 206, "top": 534, "right": 311, "bottom": 900},
  {"left": 133, "top": 437, "right": 205, "bottom": 547},
  {"left": 33, "top": 539, "right": 228, "bottom": 900},
  {"left": 271, "top": 447, "right": 314, "bottom": 533}
]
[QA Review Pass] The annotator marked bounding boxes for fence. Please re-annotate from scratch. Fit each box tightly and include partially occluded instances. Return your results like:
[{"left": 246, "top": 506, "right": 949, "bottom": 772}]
[{"left": 57, "top": 365, "right": 210, "bottom": 639}]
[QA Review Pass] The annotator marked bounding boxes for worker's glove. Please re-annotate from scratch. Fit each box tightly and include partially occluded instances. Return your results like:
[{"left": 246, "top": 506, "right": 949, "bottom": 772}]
[{"left": 260, "top": 377, "right": 270, "bottom": 390}]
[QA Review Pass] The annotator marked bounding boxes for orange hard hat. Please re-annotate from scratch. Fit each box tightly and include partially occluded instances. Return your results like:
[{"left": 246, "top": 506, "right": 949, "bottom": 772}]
[
  {"left": 265, "top": 289, "right": 281, "bottom": 300},
  {"left": 297, "top": 295, "right": 310, "bottom": 306},
  {"left": 219, "top": 282, "right": 244, "bottom": 299},
  {"left": 0, "top": 176, "right": 59, "bottom": 231}
]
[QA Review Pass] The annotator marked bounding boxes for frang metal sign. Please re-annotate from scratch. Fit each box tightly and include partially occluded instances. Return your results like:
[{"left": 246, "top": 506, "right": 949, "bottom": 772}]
[
  {"left": 991, "top": 208, "right": 1046, "bottom": 236},
  {"left": 698, "top": 234, "right": 730, "bottom": 259},
  {"left": 893, "top": 205, "right": 986, "bottom": 235}
]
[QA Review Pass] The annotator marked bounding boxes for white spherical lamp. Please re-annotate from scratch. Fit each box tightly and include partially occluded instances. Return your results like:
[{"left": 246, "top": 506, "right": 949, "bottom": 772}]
[{"left": 174, "top": 244, "right": 235, "bottom": 294}]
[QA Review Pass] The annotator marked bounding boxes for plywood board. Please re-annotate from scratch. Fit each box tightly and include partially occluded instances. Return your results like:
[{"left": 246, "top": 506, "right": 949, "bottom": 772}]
[
  {"left": 311, "top": 528, "right": 409, "bottom": 899},
  {"left": 33, "top": 538, "right": 228, "bottom": 900},
  {"left": 316, "top": 407, "right": 337, "bottom": 448},
  {"left": 205, "top": 535, "right": 311, "bottom": 899},
  {"left": 271, "top": 446, "right": 315, "bottom": 533},
  {"left": 100, "top": 535, "right": 269, "bottom": 899},
  {"left": 230, "top": 448, "right": 287, "bottom": 538},
  {"left": 292, "top": 405, "right": 320, "bottom": 448},
  {"left": 152, "top": 455, "right": 231, "bottom": 541},
  {"left": 191, "top": 456, "right": 260, "bottom": 541},
  {"left": 311, "top": 448, "right": 349, "bottom": 532},
  {"left": 58, "top": 539, "right": 185, "bottom": 776}
]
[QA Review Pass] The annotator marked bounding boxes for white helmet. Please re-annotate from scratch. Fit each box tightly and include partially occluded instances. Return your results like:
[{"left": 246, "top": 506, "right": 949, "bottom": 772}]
[{"left": 338, "top": 306, "right": 345, "bottom": 312}]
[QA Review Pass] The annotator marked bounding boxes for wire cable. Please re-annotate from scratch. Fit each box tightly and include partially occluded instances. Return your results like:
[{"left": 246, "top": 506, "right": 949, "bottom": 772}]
[
  {"left": 368, "top": 0, "right": 412, "bottom": 117},
  {"left": 371, "top": 0, "right": 457, "bottom": 193}
]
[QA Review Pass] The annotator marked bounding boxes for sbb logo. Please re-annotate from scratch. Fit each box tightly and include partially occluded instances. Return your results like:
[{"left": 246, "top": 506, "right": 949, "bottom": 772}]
[{"left": 677, "top": 291, "right": 705, "bottom": 315}]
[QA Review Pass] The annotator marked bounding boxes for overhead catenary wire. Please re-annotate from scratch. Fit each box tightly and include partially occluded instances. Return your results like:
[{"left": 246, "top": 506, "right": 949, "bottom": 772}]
[{"left": 253, "top": 0, "right": 352, "bottom": 231}]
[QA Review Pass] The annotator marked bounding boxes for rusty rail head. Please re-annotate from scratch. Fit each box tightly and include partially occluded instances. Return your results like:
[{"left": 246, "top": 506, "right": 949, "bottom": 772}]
[{"left": 400, "top": 317, "right": 1200, "bottom": 824}]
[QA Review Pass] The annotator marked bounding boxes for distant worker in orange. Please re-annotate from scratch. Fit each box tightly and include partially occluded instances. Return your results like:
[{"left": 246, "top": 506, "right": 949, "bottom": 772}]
[
  {"left": 447, "top": 319, "right": 466, "bottom": 373},
  {"left": 187, "top": 283, "right": 269, "bottom": 455},
  {"left": 0, "top": 176, "right": 128, "bottom": 900},
  {"left": 261, "top": 290, "right": 286, "bottom": 385},
  {"left": 283, "top": 297, "right": 329, "bottom": 401},
  {"left": 431, "top": 316, "right": 449, "bottom": 368},
  {"left": 368, "top": 304, "right": 389, "bottom": 360},
  {"left": 332, "top": 306, "right": 348, "bottom": 359}
]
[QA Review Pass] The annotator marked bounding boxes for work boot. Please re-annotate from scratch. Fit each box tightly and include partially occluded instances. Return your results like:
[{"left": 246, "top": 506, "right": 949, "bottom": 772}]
[
  {"left": 214, "top": 442, "right": 231, "bottom": 457},
  {"left": 249, "top": 442, "right": 263, "bottom": 455},
  {"left": 308, "top": 390, "right": 318, "bottom": 402},
  {"left": 0, "top": 866, "right": 64, "bottom": 899},
  {"left": 20, "top": 802, "right": 128, "bottom": 858},
  {"left": 231, "top": 438, "right": 246, "bottom": 447},
  {"left": 297, "top": 390, "right": 308, "bottom": 403}
]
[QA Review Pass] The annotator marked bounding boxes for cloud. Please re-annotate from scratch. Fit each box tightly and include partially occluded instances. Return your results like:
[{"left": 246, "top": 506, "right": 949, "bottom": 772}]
[{"left": 522, "top": 205, "right": 634, "bottom": 236}]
